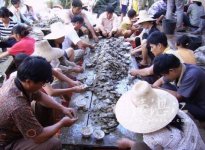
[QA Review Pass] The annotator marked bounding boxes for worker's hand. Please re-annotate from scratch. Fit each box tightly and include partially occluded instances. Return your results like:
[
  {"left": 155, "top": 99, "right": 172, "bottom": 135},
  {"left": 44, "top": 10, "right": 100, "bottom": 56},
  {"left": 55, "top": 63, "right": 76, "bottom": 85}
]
[
  {"left": 117, "top": 138, "right": 135, "bottom": 149},
  {"left": 62, "top": 107, "right": 77, "bottom": 119},
  {"left": 129, "top": 69, "right": 139, "bottom": 76},
  {"left": 102, "top": 30, "right": 108, "bottom": 37},
  {"left": 72, "top": 85, "right": 86, "bottom": 93},
  {"left": 72, "top": 66, "right": 84, "bottom": 73},
  {"left": 61, "top": 116, "right": 78, "bottom": 127},
  {"left": 89, "top": 44, "right": 95, "bottom": 49},
  {"left": 93, "top": 35, "right": 99, "bottom": 42},
  {"left": 108, "top": 32, "right": 113, "bottom": 38},
  {"left": 71, "top": 81, "right": 83, "bottom": 87}
]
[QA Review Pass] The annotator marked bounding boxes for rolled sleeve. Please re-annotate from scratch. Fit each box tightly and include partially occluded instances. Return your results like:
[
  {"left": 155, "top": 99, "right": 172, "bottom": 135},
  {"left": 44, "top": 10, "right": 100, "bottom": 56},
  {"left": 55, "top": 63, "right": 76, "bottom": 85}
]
[{"left": 11, "top": 106, "right": 43, "bottom": 139}]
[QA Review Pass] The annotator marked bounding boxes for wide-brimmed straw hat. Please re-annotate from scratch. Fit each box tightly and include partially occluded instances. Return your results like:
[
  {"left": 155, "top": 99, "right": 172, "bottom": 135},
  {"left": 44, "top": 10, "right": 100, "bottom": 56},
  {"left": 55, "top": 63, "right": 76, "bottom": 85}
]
[
  {"left": 115, "top": 81, "right": 179, "bottom": 134},
  {"left": 135, "top": 10, "right": 155, "bottom": 25},
  {"left": 44, "top": 22, "right": 68, "bottom": 40},
  {"left": 32, "top": 40, "right": 64, "bottom": 62}
]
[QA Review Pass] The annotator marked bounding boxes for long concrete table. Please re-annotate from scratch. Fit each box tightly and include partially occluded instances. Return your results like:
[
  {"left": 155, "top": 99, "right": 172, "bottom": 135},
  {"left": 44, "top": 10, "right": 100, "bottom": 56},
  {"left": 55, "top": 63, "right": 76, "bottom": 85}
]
[{"left": 60, "top": 47, "right": 141, "bottom": 149}]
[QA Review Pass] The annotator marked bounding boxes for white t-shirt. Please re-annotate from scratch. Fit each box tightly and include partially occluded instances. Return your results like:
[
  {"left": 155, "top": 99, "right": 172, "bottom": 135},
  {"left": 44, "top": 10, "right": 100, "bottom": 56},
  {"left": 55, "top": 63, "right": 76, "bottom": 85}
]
[{"left": 62, "top": 24, "right": 81, "bottom": 50}]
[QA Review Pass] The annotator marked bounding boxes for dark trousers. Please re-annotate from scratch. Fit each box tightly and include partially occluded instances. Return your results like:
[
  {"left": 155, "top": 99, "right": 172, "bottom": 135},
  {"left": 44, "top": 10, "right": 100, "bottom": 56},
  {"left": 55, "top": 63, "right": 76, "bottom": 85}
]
[
  {"left": 184, "top": 104, "right": 205, "bottom": 121},
  {"left": 162, "top": 82, "right": 205, "bottom": 121},
  {"left": 0, "top": 38, "right": 17, "bottom": 50}
]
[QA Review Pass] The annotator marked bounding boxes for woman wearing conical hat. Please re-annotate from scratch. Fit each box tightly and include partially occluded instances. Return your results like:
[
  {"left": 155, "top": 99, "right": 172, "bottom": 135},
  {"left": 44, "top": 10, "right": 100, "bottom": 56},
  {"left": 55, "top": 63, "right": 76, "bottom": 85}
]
[{"left": 116, "top": 81, "right": 205, "bottom": 149}]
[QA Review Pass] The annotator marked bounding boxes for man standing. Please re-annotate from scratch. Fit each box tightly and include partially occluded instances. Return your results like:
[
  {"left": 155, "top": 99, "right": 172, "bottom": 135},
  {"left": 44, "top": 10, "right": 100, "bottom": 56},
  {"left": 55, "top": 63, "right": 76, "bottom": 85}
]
[
  {"left": 166, "top": 0, "right": 184, "bottom": 29},
  {"left": 0, "top": 56, "right": 77, "bottom": 149}
]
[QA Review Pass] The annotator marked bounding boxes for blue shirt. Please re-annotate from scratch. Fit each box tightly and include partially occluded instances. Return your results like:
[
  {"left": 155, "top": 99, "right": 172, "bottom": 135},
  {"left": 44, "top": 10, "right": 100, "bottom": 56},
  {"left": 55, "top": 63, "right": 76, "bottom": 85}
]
[{"left": 177, "top": 64, "right": 205, "bottom": 110}]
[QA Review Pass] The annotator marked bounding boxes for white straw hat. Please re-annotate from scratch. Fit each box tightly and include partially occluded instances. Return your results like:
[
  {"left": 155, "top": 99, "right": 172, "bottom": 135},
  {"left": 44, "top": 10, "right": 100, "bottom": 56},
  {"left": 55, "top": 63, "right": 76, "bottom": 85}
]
[
  {"left": 44, "top": 22, "right": 68, "bottom": 40},
  {"left": 115, "top": 81, "right": 179, "bottom": 134},
  {"left": 135, "top": 10, "right": 155, "bottom": 25},
  {"left": 32, "top": 40, "right": 64, "bottom": 62}
]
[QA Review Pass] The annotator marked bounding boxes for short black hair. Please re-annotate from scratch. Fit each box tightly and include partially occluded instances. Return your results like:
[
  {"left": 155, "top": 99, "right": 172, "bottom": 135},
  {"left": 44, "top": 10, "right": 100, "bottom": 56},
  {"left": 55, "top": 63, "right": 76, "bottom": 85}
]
[
  {"left": 147, "top": 31, "right": 168, "bottom": 47},
  {"left": 153, "top": 54, "right": 181, "bottom": 75},
  {"left": 12, "top": 25, "right": 30, "bottom": 37},
  {"left": 194, "top": 1, "right": 202, "bottom": 6},
  {"left": 17, "top": 56, "right": 53, "bottom": 83},
  {"left": 127, "top": 9, "right": 136, "bottom": 18},
  {"left": 0, "top": 7, "right": 13, "bottom": 18},
  {"left": 72, "top": 0, "right": 83, "bottom": 8},
  {"left": 11, "top": 0, "right": 20, "bottom": 5},
  {"left": 106, "top": 5, "right": 114, "bottom": 13},
  {"left": 177, "top": 35, "right": 190, "bottom": 48},
  {"left": 71, "top": 15, "right": 84, "bottom": 24},
  {"left": 14, "top": 53, "right": 29, "bottom": 68}
]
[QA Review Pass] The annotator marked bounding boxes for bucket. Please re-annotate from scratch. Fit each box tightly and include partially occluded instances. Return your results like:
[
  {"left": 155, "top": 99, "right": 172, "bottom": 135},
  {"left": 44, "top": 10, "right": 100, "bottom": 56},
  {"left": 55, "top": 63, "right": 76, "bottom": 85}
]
[
  {"left": 162, "top": 19, "right": 176, "bottom": 34},
  {"left": 189, "top": 36, "right": 202, "bottom": 51}
]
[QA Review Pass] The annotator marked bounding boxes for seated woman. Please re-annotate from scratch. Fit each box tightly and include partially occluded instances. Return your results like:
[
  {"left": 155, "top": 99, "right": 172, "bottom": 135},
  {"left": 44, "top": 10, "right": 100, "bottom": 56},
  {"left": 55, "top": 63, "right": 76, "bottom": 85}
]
[
  {"left": 116, "top": 81, "right": 205, "bottom": 150},
  {"left": 130, "top": 10, "right": 159, "bottom": 67},
  {"left": 0, "top": 25, "right": 35, "bottom": 59},
  {"left": 176, "top": 35, "right": 196, "bottom": 64},
  {"left": 44, "top": 22, "right": 83, "bottom": 73},
  {"left": 0, "top": 7, "right": 17, "bottom": 50}
]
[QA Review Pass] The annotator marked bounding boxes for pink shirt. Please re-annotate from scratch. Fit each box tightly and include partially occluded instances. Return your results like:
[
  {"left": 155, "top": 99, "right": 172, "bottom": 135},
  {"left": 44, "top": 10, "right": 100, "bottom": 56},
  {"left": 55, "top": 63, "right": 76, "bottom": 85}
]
[
  {"left": 98, "top": 12, "right": 119, "bottom": 32},
  {"left": 8, "top": 37, "right": 35, "bottom": 56}
]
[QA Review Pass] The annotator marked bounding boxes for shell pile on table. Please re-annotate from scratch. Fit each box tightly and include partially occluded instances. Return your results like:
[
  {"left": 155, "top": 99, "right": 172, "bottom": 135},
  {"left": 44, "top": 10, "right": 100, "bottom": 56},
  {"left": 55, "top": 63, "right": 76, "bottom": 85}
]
[
  {"left": 34, "top": 16, "right": 64, "bottom": 28},
  {"left": 85, "top": 37, "right": 132, "bottom": 134}
]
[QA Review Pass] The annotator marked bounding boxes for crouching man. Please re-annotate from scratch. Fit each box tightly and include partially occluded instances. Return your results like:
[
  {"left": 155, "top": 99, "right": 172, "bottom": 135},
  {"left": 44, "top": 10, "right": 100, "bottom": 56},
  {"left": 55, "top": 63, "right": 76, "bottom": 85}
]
[{"left": 0, "top": 56, "right": 78, "bottom": 150}]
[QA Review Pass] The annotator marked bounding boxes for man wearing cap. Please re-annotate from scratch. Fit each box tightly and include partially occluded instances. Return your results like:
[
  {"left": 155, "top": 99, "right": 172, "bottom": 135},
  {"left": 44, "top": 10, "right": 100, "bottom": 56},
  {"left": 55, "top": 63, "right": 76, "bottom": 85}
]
[
  {"left": 66, "top": 0, "right": 98, "bottom": 42},
  {"left": 153, "top": 54, "right": 205, "bottom": 121},
  {"left": 0, "top": 56, "right": 78, "bottom": 149}
]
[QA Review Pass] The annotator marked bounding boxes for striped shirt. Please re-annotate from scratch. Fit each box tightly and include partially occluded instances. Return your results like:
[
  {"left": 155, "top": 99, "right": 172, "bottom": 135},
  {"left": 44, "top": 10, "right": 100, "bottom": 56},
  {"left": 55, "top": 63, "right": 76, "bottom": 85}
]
[{"left": 0, "top": 20, "right": 16, "bottom": 37}]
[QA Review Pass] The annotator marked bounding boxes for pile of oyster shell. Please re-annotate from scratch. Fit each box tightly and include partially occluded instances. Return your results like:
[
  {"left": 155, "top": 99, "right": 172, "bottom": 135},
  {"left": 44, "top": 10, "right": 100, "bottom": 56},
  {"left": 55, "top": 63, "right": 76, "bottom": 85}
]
[
  {"left": 85, "top": 38, "right": 132, "bottom": 134},
  {"left": 34, "top": 16, "right": 64, "bottom": 28}
]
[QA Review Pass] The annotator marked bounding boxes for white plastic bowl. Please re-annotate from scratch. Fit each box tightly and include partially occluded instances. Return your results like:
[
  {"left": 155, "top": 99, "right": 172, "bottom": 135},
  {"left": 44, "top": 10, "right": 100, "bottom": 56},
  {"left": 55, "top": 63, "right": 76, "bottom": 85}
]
[
  {"left": 76, "top": 100, "right": 86, "bottom": 109},
  {"left": 93, "top": 129, "right": 105, "bottom": 140},
  {"left": 81, "top": 126, "right": 93, "bottom": 138}
]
